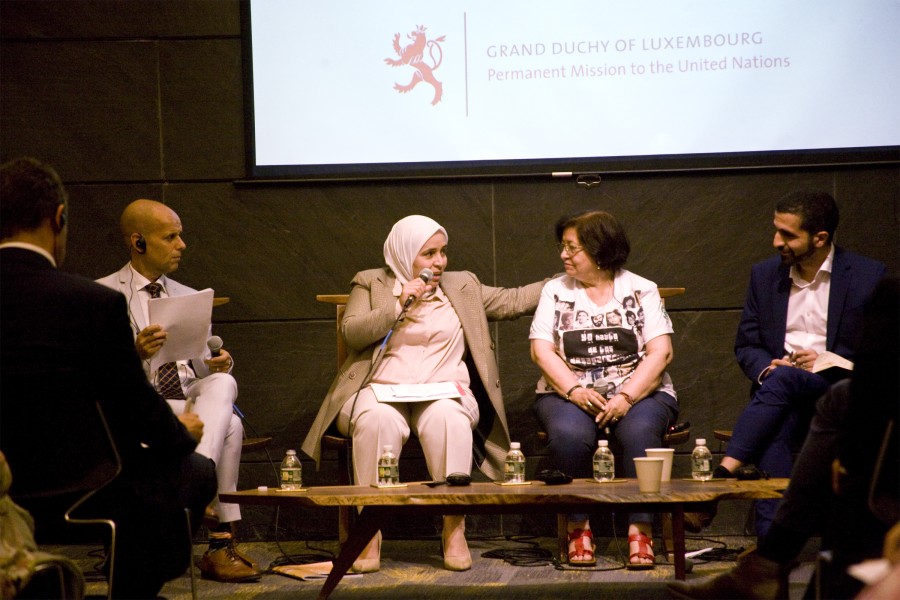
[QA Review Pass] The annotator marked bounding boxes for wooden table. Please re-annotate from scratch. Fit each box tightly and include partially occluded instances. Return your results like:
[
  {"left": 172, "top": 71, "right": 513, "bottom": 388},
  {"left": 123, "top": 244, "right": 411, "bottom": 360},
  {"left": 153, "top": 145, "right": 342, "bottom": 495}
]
[{"left": 222, "top": 478, "right": 786, "bottom": 599}]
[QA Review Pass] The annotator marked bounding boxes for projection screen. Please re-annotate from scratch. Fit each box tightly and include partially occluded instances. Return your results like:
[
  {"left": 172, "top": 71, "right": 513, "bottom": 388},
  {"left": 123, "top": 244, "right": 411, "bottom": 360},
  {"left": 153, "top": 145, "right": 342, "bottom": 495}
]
[{"left": 242, "top": 0, "right": 900, "bottom": 181}]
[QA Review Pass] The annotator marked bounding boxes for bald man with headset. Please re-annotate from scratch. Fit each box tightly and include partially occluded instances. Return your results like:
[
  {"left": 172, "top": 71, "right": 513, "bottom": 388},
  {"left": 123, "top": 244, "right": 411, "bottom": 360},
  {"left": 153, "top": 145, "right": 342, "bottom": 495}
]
[{"left": 97, "top": 199, "right": 260, "bottom": 584}]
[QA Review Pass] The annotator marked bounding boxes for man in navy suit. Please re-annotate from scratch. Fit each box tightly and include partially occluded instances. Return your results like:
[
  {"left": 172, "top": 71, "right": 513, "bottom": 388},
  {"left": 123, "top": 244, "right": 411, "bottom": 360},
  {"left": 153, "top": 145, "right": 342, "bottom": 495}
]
[
  {"left": 719, "top": 190, "right": 886, "bottom": 538},
  {"left": 0, "top": 157, "right": 216, "bottom": 598}
]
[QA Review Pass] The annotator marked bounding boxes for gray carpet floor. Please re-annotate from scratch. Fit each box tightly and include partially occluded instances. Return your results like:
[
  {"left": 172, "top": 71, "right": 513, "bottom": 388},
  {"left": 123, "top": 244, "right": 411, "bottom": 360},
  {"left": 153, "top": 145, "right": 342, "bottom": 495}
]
[{"left": 47, "top": 535, "right": 817, "bottom": 599}]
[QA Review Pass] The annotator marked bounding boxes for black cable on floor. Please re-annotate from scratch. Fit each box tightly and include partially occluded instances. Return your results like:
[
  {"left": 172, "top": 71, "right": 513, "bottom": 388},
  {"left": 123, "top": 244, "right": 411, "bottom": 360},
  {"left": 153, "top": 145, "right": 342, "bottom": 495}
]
[
  {"left": 551, "top": 556, "right": 627, "bottom": 572},
  {"left": 480, "top": 537, "right": 554, "bottom": 567},
  {"left": 477, "top": 534, "right": 625, "bottom": 571},
  {"left": 693, "top": 547, "right": 745, "bottom": 563},
  {"left": 267, "top": 505, "right": 336, "bottom": 570},
  {"left": 682, "top": 535, "right": 747, "bottom": 564},
  {"left": 237, "top": 409, "right": 332, "bottom": 570}
]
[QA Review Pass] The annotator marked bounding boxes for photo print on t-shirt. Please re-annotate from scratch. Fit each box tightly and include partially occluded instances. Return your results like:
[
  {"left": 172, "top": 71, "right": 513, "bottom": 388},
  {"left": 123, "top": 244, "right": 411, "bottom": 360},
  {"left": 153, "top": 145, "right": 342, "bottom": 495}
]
[
  {"left": 550, "top": 291, "right": 648, "bottom": 390},
  {"left": 552, "top": 298, "right": 575, "bottom": 330},
  {"left": 536, "top": 285, "right": 672, "bottom": 398}
]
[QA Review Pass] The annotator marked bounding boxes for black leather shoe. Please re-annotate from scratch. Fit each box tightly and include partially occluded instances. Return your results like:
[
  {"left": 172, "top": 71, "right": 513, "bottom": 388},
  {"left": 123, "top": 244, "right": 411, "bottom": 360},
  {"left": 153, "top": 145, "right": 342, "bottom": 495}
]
[{"left": 667, "top": 548, "right": 789, "bottom": 600}]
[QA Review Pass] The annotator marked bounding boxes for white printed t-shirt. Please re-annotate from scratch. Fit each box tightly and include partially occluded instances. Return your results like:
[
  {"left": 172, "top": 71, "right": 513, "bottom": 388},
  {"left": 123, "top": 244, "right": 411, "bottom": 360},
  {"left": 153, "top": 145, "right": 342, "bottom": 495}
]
[{"left": 529, "top": 271, "right": 676, "bottom": 400}]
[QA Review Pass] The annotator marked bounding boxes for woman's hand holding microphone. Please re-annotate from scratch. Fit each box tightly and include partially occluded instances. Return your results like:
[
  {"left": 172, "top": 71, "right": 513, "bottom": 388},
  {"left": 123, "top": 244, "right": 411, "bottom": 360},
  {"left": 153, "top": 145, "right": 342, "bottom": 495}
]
[{"left": 399, "top": 269, "right": 435, "bottom": 310}]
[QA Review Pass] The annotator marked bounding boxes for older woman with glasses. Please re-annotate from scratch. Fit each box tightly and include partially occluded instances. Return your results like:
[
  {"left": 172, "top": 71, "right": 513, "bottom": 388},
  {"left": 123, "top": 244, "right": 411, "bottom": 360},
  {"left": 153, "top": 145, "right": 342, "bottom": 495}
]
[
  {"left": 302, "top": 215, "right": 545, "bottom": 574},
  {"left": 530, "top": 210, "right": 678, "bottom": 569}
]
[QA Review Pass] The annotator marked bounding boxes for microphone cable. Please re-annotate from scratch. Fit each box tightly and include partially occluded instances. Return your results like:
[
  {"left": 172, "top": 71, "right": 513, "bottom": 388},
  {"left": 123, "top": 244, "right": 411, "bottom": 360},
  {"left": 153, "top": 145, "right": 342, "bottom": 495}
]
[
  {"left": 340, "top": 269, "right": 436, "bottom": 483},
  {"left": 343, "top": 304, "right": 405, "bottom": 441},
  {"left": 344, "top": 270, "right": 432, "bottom": 438},
  {"left": 480, "top": 536, "right": 554, "bottom": 567}
]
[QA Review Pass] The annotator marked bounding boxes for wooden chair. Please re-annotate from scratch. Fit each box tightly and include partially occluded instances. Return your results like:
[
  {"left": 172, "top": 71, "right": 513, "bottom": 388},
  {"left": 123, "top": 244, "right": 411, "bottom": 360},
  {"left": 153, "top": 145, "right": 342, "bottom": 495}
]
[
  {"left": 316, "top": 294, "right": 355, "bottom": 544},
  {"left": 714, "top": 430, "right": 734, "bottom": 448},
  {"left": 535, "top": 287, "right": 689, "bottom": 563},
  {"left": 213, "top": 296, "right": 272, "bottom": 453}
]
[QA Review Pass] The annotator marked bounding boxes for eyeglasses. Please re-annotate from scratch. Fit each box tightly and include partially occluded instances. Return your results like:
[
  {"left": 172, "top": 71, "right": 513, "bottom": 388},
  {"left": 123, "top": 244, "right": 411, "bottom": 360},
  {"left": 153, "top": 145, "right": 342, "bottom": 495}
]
[{"left": 556, "top": 242, "right": 584, "bottom": 256}]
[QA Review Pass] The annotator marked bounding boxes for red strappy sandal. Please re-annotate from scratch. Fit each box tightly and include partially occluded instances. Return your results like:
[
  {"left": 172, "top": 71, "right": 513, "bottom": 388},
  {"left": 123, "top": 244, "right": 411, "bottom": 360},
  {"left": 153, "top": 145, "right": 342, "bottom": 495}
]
[
  {"left": 567, "top": 527, "right": 596, "bottom": 566},
  {"left": 626, "top": 532, "right": 655, "bottom": 570}
]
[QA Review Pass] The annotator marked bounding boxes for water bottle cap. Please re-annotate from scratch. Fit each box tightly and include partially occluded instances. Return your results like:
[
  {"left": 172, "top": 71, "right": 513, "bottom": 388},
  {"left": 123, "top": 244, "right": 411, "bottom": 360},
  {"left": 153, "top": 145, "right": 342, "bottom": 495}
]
[
  {"left": 510, "top": 442, "right": 521, "bottom": 449},
  {"left": 696, "top": 438, "right": 706, "bottom": 445},
  {"left": 598, "top": 440, "right": 609, "bottom": 447},
  {"left": 286, "top": 449, "right": 297, "bottom": 455},
  {"left": 383, "top": 445, "right": 393, "bottom": 452}
]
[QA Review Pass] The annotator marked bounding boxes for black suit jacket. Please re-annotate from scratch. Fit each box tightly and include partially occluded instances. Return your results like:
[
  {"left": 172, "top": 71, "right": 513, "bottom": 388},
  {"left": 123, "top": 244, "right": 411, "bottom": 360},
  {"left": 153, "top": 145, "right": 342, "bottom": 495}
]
[{"left": 0, "top": 247, "right": 196, "bottom": 498}]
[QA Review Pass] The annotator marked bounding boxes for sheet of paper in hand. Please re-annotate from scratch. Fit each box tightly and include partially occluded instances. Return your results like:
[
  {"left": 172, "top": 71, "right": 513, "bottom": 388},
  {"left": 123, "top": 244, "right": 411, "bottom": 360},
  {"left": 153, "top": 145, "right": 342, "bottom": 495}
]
[{"left": 147, "top": 288, "right": 213, "bottom": 370}]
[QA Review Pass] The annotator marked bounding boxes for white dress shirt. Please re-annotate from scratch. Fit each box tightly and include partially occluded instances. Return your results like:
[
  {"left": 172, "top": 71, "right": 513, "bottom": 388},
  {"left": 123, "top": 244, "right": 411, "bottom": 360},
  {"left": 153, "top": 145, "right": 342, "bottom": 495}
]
[{"left": 784, "top": 245, "right": 834, "bottom": 355}]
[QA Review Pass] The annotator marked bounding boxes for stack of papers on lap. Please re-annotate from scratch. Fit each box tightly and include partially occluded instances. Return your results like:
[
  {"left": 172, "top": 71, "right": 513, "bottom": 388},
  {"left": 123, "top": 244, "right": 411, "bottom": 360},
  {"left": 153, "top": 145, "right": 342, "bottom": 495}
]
[{"left": 371, "top": 381, "right": 463, "bottom": 403}]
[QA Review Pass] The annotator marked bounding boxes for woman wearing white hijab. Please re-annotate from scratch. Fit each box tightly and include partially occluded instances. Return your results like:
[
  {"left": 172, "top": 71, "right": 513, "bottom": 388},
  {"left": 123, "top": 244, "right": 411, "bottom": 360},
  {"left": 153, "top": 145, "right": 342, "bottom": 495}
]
[{"left": 302, "top": 215, "right": 545, "bottom": 572}]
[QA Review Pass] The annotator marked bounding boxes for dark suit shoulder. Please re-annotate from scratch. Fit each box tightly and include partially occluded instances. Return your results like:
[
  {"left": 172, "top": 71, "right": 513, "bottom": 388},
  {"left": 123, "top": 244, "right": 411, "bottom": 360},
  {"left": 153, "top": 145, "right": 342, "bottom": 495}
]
[
  {"left": 58, "top": 269, "right": 127, "bottom": 301},
  {"left": 833, "top": 247, "right": 886, "bottom": 275},
  {"left": 1, "top": 249, "right": 124, "bottom": 310},
  {"left": 40, "top": 271, "right": 130, "bottom": 324}
]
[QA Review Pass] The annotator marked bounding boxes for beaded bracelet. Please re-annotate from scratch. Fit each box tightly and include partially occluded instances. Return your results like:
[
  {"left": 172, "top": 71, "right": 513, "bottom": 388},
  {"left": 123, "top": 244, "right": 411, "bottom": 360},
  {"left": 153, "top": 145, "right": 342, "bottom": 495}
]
[{"left": 564, "top": 384, "right": 583, "bottom": 400}]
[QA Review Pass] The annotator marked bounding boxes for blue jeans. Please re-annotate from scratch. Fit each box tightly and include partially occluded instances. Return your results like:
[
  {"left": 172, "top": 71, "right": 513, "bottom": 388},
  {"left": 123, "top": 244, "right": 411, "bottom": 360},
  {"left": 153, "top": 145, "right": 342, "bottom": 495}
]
[
  {"left": 728, "top": 366, "right": 833, "bottom": 538},
  {"left": 534, "top": 390, "right": 678, "bottom": 524}
]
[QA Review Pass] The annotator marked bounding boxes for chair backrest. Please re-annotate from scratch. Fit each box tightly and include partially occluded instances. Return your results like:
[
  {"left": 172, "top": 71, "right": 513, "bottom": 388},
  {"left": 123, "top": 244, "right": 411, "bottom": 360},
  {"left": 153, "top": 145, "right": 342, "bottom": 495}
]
[
  {"left": 868, "top": 419, "right": 898, "bottom": 524},
  {"left": 317, "top": 294, "right": 350, "bottom": 368},
  {"left": 658, "top": 288, "right": 685, "bottom": 304},
  {"left": 62, "top": 402, "right": 122, "bottom": 516},
  {"left": 317, "top": 287, "right": 684, "bottom": 367},
  {"left": 4, "top": 378, "right": 121, "bottom": 504}
]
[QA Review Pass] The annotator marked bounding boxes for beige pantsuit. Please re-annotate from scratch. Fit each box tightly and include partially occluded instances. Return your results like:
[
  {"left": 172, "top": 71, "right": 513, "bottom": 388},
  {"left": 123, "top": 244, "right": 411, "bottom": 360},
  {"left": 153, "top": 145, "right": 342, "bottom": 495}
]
[{"left": 302, "top": 268, "right": 544, "bottom": 482}]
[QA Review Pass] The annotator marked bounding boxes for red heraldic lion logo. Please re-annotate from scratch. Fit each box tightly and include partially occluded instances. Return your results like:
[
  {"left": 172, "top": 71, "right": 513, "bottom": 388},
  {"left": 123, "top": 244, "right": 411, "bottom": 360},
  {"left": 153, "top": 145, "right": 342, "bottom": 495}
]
[{"left": 385, "top": 25, "right": 445, "bottom": 105}]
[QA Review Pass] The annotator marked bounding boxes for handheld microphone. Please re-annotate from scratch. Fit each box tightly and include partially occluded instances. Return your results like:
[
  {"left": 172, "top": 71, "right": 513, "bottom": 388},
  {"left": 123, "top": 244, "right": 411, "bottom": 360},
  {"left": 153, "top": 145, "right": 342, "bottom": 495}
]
[
  {"left": 402, "top": 268, "right": 435, "bottom": 310},
  {"left": 207, "top": 335, "right": 223, "bottom": 357}
]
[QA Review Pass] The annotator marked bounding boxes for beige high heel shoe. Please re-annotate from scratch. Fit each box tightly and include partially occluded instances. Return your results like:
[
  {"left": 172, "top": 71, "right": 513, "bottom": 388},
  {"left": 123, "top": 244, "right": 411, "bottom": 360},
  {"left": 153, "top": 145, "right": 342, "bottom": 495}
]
[
  {"left": 441, "top": 515, "right": 472, "bottom": 571},
  {"left": 350, "top": 530, "right": 382, "bottom": 573}
]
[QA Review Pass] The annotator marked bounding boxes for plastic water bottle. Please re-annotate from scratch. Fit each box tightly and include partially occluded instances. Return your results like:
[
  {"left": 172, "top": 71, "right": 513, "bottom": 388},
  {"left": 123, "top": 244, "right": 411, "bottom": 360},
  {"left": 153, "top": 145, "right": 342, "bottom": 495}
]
[
  {"left": 691, "top": 438, "right": 713, "bottom": 481},
  {"left": 593, "top": 440, "right": 615, "bottom": 482},
  {"left": 504, "top": 442, "right": 526, "bottom": 483},
  {"left": 377, "top": 445, "right": 399, "bottom": 486},
  {"left": 280, "top": 449, "right": 303, "bottom": 490}
]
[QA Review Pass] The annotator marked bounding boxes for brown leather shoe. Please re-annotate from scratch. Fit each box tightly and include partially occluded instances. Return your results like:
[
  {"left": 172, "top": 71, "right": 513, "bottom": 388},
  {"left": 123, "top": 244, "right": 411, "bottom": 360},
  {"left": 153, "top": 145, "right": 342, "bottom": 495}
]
[
  {"left": 202, "top": 505, "right": 219, "bottom": 530},
  {"left": 667, "top": 548, "right": 789, "bottom": 600},
  {"left": 199, "top": 540, "right": 262, "bottom": 583},
  {"left": 232, "top": 545, "right": 260, "bottom": 572},
  {"left": 684, "top": 500, "right": 718, "bottom": 533},
  {"left": 223, "top": 521, "right": 260, "bottom": 571}
]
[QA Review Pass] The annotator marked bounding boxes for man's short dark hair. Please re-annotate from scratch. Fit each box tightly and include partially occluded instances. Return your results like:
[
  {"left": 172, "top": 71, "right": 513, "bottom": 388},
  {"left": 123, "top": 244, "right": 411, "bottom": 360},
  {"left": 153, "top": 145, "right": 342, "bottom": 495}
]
[
  {"left": 555, "top": 210, "right": 630, "bottom": 273},
  {"left": 0, "top": 157, "right": 68, "bottom": 240},
  {"left": 775, "top": 190, "right": 839, "bottom": 242}
]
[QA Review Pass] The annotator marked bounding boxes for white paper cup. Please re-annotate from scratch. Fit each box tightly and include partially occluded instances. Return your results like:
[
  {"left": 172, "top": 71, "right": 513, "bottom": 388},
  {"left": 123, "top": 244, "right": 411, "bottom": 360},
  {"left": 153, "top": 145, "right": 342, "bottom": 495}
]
[
  {"left": 645, "top": 448, "right": 675, "bottom": 482},
  {"left": 634, "top": 457, "right": 664, "bottom": 493}
]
